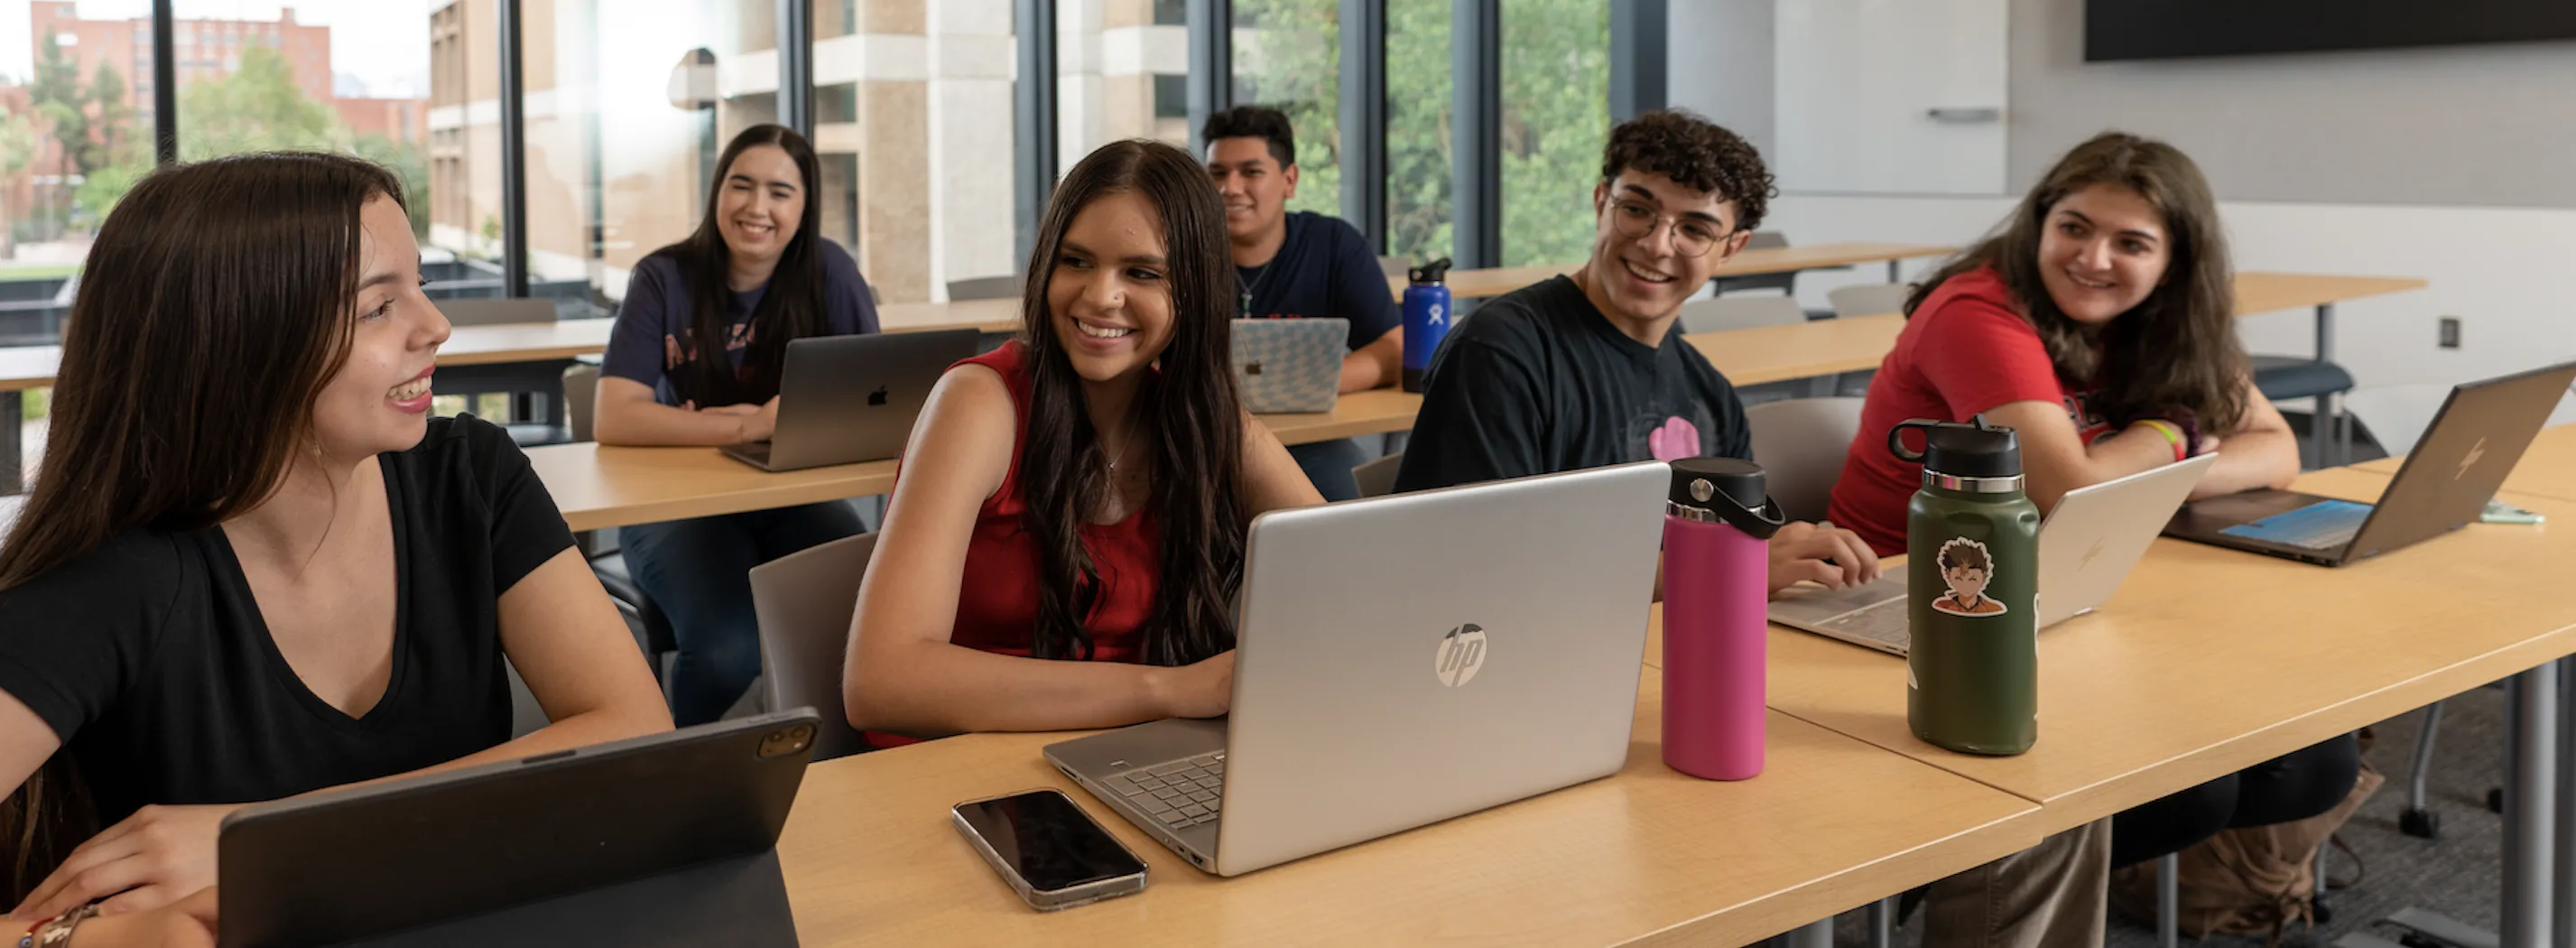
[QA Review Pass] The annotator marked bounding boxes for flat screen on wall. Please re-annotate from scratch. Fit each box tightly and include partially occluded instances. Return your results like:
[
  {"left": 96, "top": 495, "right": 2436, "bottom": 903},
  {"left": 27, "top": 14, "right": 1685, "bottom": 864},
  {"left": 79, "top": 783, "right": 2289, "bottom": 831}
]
[{"left": 2087, "top": 0, "right": 2576, "bottom": 61}]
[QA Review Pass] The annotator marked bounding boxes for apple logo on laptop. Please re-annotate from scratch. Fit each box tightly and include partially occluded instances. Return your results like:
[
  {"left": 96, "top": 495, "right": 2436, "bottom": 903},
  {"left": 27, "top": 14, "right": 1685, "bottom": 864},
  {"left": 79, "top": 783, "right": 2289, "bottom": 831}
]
[
  {"left": 866, "top": 386, "right": 889, "bottom": 407},
  {"left": 1434, "top": 623, "right": 1487, "bottom": 688},
  {"left": 1245, "top": 361, "right": 1264, "bottom": 376},
  {"left": 2457, "top": 437, "right": 2486, "bottom": 480}
]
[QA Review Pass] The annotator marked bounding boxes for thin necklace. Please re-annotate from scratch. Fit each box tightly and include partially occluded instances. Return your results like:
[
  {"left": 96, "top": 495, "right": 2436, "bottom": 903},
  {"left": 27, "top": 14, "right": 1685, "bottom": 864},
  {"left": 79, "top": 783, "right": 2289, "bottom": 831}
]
[
  {"left": 1101, "top": 427, "right": 1140, "bottom": 473},
  {"left": 1237, "top": 258, "right": 1274, "bottom": 315}
]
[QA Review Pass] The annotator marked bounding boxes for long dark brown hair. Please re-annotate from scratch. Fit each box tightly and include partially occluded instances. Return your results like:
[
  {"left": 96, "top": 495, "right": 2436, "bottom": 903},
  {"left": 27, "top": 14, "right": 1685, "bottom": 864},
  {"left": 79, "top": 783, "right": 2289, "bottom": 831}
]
[
  {"left": 1017, "top": 140, "right": 1246, "bottom": 666},
  {"left": 1907, "top": 132, "right": 2247, "bottom": 433},
  {"left": 0, "top": 151, "right": 403, "bottom": 901},
  {"left": 650, "top": 123, "right": 828, "bottom": 407}
]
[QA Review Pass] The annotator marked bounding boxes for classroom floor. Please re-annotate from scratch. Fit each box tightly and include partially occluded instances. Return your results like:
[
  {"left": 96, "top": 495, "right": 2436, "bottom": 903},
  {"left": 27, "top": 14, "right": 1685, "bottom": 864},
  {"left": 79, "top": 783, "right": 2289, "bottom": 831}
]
[{"left": 1834, "top": 686, "right": 2511, "bottom": 947}]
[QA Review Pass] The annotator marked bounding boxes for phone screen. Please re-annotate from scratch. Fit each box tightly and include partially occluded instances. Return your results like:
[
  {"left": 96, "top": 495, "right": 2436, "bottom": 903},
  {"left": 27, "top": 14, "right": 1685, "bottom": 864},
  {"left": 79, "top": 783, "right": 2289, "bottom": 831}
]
[{"left": 956, "top": 791, "right": 1145, "bottom": 893}]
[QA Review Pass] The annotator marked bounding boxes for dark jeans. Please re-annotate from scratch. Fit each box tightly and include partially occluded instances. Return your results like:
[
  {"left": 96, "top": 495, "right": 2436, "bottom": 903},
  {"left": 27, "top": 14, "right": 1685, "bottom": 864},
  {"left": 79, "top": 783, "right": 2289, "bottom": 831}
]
[
  {"left": 2110, "top": 731, "right": 2363, "bottom": 868},
  {"left": 1288, "top": 437, "right": 1366, "bottom": 502},
  {"left": 619, "top": 500, "right": 866, "bottom": 726}
]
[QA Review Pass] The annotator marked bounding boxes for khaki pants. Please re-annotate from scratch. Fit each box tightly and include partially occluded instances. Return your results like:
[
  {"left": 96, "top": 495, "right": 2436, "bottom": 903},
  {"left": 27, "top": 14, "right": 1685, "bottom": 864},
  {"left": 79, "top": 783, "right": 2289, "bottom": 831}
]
[{"left": 1921, "top": 818, "right": 2112, "bottom": 948}]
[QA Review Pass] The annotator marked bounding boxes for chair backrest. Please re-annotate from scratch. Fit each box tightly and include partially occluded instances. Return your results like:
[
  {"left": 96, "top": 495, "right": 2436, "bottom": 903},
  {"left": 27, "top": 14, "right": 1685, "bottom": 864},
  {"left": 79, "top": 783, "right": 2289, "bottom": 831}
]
[
  {"left": 1744, "top": 230, "right": 1789, "bottom": 250},
  {"left": 947, "top": 275, "right": 1020, "bottom": 302},
  {"left": 1679, "top": 295, "right": 1806, "bottom": 335},
  {"left": 562, "top": 362, "right": 600, "bottom": 442},
  {"left": 1352, "top": 451, "right": 1404, "bottom": 498},
  {"left": 1827, "top": 283, "right": 1910, "bottom": 320},
  {"left": 1377, "top": 256, "right": 1410, "bottom": 280},
  {"left": 1708, "top": 231, "right": 1795, "bottom": 297},
  {"left": 436, "top": 297, "right": 555, "bottom": 327},
  {"left": 1744, "top": 397, "right": 1867, "bottom": 523},
  {"left": 749, "top": 532, "right": 878, "bottom": 763}
]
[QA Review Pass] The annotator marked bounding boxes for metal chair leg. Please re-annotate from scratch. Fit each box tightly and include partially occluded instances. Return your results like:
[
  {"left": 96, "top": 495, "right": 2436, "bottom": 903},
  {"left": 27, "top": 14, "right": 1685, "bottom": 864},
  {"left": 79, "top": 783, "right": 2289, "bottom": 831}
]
[
  {"left": 1867, "top": 897, "right": 1895, "bottom": 948},
  {"left": 2157, "top": 852, "right": 2181, "bottom": 948}
]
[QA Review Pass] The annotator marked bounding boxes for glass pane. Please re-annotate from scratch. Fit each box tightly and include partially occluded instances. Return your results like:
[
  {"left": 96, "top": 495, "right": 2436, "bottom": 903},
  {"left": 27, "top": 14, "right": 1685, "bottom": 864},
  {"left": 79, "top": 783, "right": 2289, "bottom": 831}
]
[
  {"left": 1385, "top": 0, "right": 1449, "bottom": 265},
  {"left": 1056, "top": 0, "right": 1188, "bottom": 174},
  {"left": 3, "top": 2, "right": 169, "bottom": 349},
  {"left": 1229, "top": 0, "right": 1337, "bottom": 216},
  {"left": 507, "top": 0, "right": 775, "bottom": 323},
  {"left": 1499, "top": 0, "right": 1608, "bottom": 268},
  {"left": 811, "top": 1, "right": 1019, "bottom": 302}
]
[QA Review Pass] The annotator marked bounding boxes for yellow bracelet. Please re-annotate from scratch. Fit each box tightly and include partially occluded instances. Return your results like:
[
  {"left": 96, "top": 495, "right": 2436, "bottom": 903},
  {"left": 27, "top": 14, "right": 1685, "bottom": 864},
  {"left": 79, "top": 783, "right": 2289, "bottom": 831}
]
[{"left": 2131, "top": 420, "right": 2186, "bottom": 460}]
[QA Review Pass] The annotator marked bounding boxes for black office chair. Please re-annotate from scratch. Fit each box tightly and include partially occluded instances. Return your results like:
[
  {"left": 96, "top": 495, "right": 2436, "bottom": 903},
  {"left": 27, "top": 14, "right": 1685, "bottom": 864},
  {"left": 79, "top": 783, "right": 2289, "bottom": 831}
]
[
  {"left": 561, "top": 363, "right": 680, "bottom": 686},
  {"left": 2250, "top": 356, "right": 2357, "bottom": 469}
]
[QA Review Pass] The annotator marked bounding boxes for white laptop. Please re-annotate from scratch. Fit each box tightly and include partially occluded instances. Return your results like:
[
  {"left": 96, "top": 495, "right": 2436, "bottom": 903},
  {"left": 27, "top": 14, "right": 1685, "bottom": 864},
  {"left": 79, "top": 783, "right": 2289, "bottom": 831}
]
[
  {"left": 1229, "top": 318, "right": 1347, "bottom": 414},
  {"left": 1044, "top": 460, "right": 1668, "bottom": 877},
  {"left": 1768, "top": 452, "right": 2217, "bottom": 656}
]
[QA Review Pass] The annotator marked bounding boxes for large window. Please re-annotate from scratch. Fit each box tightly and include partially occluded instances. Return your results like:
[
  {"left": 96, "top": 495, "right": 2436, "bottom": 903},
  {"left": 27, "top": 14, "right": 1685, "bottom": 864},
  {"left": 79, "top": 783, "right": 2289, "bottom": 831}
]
[
  {"left": 2, "top": 2, "right": 164, "bottom": 348},
  {"left": 1498, "top": 0, "right": 1608, "bottom": 268},
  {"left": 1057, "top": 0, "right": 1188, "bottom": 174},
  {"left": 1385, "top": 0, "right": 1450, "bottom": 266},
  {"left": 813, "top": 0, "right": 1019, "bottom": 303},
  {"left": 1229, "top": 0, "right": 1337, "bottom": 216}
]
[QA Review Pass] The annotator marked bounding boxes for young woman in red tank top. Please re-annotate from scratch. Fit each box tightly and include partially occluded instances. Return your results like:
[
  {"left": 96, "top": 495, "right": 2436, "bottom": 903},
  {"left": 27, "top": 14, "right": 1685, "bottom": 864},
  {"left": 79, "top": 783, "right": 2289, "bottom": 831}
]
[{"left": 843, "top": 140, "right": 1322, "bottom": 742}]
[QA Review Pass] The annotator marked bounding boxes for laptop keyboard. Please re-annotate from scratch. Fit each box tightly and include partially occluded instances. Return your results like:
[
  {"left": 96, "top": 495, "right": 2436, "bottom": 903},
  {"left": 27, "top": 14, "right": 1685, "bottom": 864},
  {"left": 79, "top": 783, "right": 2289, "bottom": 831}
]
[
  {"left": 2219, "top": 499, "right": 2372, "bottom": 551},
  {"left": 1816, "top": 597, "right": 1913, "bottom": 651},
  {"left": 1102, "top": 751, "right": 1227, "bottom": 830}
]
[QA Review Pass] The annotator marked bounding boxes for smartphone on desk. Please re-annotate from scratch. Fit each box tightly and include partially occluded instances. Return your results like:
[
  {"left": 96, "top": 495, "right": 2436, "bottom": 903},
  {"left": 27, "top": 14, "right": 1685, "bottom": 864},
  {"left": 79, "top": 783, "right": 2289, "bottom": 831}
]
[
  {"left": 2484, "top": 498, "right": 2545, "bottom": 525},
  {"left": 953, "top": 788, "right": 1148, "bottom": 911}
]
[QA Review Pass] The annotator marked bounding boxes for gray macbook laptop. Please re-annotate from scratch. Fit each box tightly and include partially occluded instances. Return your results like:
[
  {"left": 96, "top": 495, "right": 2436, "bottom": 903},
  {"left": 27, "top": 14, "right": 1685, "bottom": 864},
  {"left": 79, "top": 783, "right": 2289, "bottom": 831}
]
[
  {"left": 720, "top": 329, "right": 980, "bottom": 471},
  {"left": 1230, "top": 318, "right": 1347, "bottom": 414},
  {"left": 1044, "top": 460, "right": 1668, "bottom": 877},
  {"left": 218, "top": 711, "right": 820, "bottom": 948},
  {"left": 2164, "top": 359, "right": 2576, "bottom": 566},
  {"left": 1770, "top": 452, "right": 2217, "bottom": 655}
]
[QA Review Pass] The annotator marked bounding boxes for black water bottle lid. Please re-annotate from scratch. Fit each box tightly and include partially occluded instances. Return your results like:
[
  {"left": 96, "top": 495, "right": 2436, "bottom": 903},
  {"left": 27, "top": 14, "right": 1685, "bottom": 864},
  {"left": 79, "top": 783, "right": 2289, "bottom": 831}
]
[
  {"left": 1888, "top": 415, "right": 2024, "bottom": 479},
  {"left": 1409, "top": 257, "right": 1452, "bottom": 285},
  {"left": 1669, "top": 457, "right": 1766, "bottom": 510}
]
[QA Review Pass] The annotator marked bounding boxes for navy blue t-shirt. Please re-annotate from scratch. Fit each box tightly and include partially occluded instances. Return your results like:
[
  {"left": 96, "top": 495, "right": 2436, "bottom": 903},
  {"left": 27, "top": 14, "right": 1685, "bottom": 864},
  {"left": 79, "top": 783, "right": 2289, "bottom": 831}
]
[
  {"left": 602, "top": 239, "right": 880, "bottom": 408},
  {"left": 1237, "top": 211, "right": 1401, "bottom": 352}
]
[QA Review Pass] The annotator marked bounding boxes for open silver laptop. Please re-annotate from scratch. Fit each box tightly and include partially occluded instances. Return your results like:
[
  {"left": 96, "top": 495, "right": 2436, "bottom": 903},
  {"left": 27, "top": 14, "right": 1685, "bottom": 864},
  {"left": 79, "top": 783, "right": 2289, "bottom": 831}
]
[
  {"left": 719, "top": 329, "right": 979, "bottom": 472},
  {"left": 1044, "top": 460, "right": 1668, "bottom": 877},
  {"left": 1769, "top": 452, "right": 2217, "bottom": 655},
  {"left": 1229, "top": 318, "right": 1347, "bottom": 414}
]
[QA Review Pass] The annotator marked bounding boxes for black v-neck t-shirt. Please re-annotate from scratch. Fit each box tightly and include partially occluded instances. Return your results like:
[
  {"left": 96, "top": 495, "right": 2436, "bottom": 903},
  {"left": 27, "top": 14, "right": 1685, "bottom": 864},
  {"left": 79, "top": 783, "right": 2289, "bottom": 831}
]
[{"left": 0, "top": 416, "right": 575, "bottom": 824}]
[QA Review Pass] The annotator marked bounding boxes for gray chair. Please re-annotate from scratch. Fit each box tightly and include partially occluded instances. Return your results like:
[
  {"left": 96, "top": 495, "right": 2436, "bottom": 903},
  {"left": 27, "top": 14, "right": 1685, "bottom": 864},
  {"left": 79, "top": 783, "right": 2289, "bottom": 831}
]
[
  {"left": 436, "top": 297, "right": 556, "bottom": 326},
  {"left": 1742, "top": 398, "right": 1865, "bottom": 523},
  {"left": 1377, "top": 255, "right": 1411, "bottom": 280},
  {"left": 562, "top": 362, "right": 600, "bottom": 442},
  {"left": 750, "top": 531, "right": 880, "bottom": 762},
  {"left": 947, "top": 275, "right": 1020, "bottom": 302},
  {"left": 561, "top": 358, "right": 680, "bottom": 690},
  {"left": 1827, "top": 283, "right": 1910, "bottom": 320},
  {"left": 1678, "top": 295, "right": 1806, "bottom": 336},
  {"left": 2253, "top": 357, "right": 2358, "bottom": 469},
  {"left": 1352, "top": 452, "right": 1404, "bottom": 499},
  {"left": 1708, "top": 230, "right": 1793, "bottom": 297},
  {"left": 434, "top": 297, "right": 570, "bottom": 446}
]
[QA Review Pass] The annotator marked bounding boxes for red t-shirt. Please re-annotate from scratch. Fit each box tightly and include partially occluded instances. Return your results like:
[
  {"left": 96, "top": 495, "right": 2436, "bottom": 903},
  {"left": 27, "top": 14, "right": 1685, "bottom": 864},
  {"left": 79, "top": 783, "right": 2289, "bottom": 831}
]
[
  {"left": 868, "top": 341, "right": 1160, "bottom": 748},
  {"left": 1826, "top": 267, "right": 2110, "bottom": 556}
]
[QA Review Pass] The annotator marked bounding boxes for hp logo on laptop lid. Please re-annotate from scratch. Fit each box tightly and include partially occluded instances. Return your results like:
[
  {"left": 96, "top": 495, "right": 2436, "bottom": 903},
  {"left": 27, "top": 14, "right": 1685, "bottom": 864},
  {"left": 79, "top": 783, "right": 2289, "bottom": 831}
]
[{"left": 1435, "top": 623, "right": 1487, "bottom": 687}]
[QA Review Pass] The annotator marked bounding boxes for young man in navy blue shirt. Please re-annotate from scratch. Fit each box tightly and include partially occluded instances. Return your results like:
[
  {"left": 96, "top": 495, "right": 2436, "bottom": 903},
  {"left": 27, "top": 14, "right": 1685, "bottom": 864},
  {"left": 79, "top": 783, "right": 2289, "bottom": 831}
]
[{"left": 1203, "top": 107, "right": 1403, "bottom": 500}]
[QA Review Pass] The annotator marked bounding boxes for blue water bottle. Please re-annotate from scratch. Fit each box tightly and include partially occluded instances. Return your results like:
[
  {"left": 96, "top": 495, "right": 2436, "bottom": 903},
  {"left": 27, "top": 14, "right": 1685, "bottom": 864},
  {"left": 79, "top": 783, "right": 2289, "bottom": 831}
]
[{"left": 1402, "top": 257, "right": 1453, "bottom": 393}]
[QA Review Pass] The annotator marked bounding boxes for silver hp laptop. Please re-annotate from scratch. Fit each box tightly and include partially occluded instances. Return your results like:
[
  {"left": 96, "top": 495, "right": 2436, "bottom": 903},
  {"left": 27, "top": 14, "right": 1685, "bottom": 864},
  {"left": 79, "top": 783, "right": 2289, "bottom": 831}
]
[
  {"left": 720, "top": 329, "right": 979, "bottom": 471},
  {"left": 2166, "top": 359, "right": 2576, "bottom": 566},
  {"left": 1230, "top": 318, "right": 1347, "bottom": 414},
  {"left": 1044, "top": 460, "right": 1668, "bottom": 877},
  {"left": 1770, "top": 452, "right": 2218, "bottom": 655}
]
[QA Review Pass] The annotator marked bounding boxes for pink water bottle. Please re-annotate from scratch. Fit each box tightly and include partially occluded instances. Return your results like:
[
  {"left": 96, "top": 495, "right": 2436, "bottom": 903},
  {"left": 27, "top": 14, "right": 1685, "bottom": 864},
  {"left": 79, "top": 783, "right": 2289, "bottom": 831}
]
[{"left": 1662, "top": 458, "right": 1785, "bottom": 780}]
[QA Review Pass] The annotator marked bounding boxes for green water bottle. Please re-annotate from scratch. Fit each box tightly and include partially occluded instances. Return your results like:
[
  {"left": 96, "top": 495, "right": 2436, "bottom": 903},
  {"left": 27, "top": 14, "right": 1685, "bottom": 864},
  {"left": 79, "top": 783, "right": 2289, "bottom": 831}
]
[{"left": 1890, "top": 415, "right": 2042, "bottom": 756}]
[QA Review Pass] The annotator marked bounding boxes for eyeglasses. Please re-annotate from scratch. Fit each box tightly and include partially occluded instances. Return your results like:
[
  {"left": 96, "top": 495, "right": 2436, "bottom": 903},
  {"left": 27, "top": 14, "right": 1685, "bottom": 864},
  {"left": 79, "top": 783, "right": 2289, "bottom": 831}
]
[{"left": 1603, "top": 198, "right": 1730, "bottom": 258}]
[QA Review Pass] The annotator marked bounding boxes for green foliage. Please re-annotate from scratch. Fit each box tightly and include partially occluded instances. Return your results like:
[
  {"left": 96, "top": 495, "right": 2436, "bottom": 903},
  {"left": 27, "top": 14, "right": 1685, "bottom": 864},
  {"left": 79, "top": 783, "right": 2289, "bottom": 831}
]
[
  {"left": 1230, "top": 0, "right": 1340, "bottom": 217},
  {"left": 352, "top": 134, "right": 432, "bottom": 241},
  {"left": 178, "top": 45, "right": 344, "bottom": 159},
  {"left": 1386, "top": 0, "right": 1454, "bottom": 265},
  {"left": 1498, "top": 0, "right": 1608, "bottom": 268}
]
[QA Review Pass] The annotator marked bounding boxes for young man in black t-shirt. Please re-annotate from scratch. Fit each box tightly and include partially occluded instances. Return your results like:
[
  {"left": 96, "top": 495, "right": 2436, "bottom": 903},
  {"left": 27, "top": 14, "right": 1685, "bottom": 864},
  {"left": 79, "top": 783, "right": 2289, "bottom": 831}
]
[
  {"left": 1398, "top": 108, "right": 2110, "bottom": 948},
  {"left": 1203, "top": 107, "right": 1404, "bottom": 500}
]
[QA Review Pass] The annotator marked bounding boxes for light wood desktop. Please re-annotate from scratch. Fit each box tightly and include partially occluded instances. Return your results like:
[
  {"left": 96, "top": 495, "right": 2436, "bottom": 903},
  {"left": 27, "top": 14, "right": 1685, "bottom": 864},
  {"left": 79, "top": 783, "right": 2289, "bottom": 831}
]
[
  {"left": 775, "top": 668, "right": 2043, "bottom": 948},
  {"left": 532, "top": 392, "right": 1423, "bottom": 532},
  {"left": 1394, "top": 242, "right": 1954, "bottom": 302},
  {"left": 1719, "top": 469, "right": 2576, "bottom": 832},
  {"left": 2355, "top": 423, "right": 2576, "bottom": 504},
  {"left": 879, "top": 297, "right": 1023, "bottom": 336}
]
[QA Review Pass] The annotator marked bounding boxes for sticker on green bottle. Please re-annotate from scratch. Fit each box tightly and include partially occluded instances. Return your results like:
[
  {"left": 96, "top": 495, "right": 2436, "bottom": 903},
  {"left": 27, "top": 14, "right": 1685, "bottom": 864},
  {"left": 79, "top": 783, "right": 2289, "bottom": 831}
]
[{"left": 1931, "top": 537, "right": 2008, "bottom": 617}]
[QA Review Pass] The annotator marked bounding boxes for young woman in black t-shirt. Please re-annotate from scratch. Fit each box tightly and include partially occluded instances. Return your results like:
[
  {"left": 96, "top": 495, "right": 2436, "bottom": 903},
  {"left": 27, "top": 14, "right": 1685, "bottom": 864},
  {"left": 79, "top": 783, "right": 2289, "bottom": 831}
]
[{"left": 0, "top": 153, "right": 672, "bottom": 931}]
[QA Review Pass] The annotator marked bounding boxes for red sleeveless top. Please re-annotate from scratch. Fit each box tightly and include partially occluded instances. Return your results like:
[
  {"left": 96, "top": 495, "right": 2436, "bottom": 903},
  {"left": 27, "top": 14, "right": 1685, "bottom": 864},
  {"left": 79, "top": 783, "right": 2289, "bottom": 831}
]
[{"left": 938, "top": 341, "right": 1160, "bottom": 662}]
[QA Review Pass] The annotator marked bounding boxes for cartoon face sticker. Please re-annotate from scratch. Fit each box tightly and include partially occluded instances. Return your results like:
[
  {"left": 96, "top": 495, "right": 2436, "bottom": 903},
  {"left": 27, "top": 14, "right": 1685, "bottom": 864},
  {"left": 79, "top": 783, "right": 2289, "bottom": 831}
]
[{"left": 1932, "top": 537, "right": 2008, "bottom": 617}]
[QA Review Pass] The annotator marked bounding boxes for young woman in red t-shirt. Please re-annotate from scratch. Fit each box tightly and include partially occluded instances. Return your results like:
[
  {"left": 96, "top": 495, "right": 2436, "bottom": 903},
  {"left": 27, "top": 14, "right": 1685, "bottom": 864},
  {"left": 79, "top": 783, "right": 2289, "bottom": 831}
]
[
  {"left": 1830, "top": 133, "right": 2357, "bottom": 881},
  {"left": 1828, "top": 133, "right": 2301, "bottom": 557},
  {"left": 842, "top": 140, "right": 1323, "bottom": 741}
]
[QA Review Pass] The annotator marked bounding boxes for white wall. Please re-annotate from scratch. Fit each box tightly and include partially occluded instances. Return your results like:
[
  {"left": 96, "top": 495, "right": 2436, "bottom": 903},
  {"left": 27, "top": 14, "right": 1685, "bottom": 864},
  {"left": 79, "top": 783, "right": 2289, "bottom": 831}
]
[{"left": 1674, "top": 0, "right": 2576, "bottom": 395}]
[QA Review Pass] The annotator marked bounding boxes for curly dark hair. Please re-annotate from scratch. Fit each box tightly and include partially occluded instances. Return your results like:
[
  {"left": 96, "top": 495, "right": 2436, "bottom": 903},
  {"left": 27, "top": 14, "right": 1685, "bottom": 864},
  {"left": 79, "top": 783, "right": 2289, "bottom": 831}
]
[
  {"left": 1201, "top": 106, "right": 1296, "bottom": 169},
  {"left": 1599, "top": 108, "right": 1775, "bottom": 232}
]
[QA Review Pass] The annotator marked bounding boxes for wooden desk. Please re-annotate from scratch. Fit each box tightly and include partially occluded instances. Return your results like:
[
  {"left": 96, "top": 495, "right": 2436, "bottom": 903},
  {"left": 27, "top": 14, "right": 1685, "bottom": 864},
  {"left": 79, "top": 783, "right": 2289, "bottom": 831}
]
[
  {"left": 878, "top": 297, "right": 1023, "bottom": 336},
  {"left": 534, "top": 394, "right": 1423, "bottom": 532},
  {"left": 2355, "top": 423, "right": 2576, "bottom": 503},
  {"left": 1734, "top": 470, "right": 2576, "bottom": 835},
  {"left": 1689, "top": 314, "right": 1904, "bottom": 386},
  {"left": 775, "top": 669, "right": 2043, "bottom": 947},
  {"left": 1403, "top": 242, "right": 1955, "bottom": 302}
]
